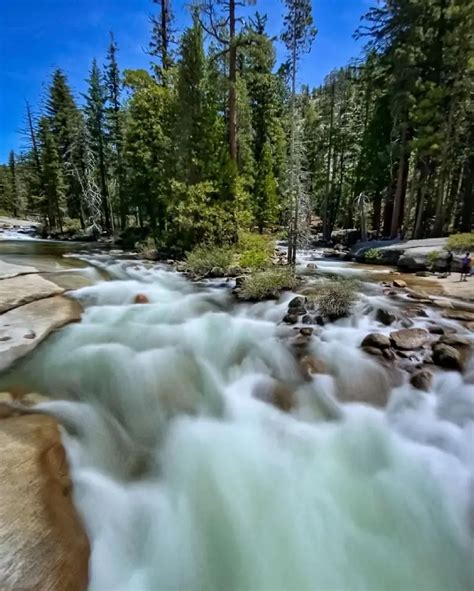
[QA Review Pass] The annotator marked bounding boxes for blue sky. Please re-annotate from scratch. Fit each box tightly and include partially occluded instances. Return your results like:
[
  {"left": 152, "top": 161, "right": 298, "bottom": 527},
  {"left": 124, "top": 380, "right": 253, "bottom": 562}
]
[{"left": 0, "top": 0, "right": 368, "bottom": 162}]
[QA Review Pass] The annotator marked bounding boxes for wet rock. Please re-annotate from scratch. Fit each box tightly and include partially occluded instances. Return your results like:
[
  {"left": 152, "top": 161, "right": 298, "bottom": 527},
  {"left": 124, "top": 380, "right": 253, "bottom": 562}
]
[
  {"left": 302, "top": 314, "right": 314, "bottom": 324},
  {"left": 306, "top": 263, "right": 318, "bottom": 270},
  {"left": 465, "top": 322, "right": 474, "bottom": 332},
  {"left": 383, "top": 348, "right": 397, "bottom": 361},
  {"left": 299, "top": 327, "right": 314, "bottom": 337},
  {"left": 300, "top": 355, "right": 328, "bottom": 379},
  {"left": 235, "top": 276, "right": 246, "bottom": 288},
  {"left": 362, "top": 346, "right": 384, "bottom": 357},
  {"left": 439, "top": 334, "right": 471, "bottom": 348},
  {"left": 209, "top": 266, "right": 225, "bottom": 278},
  {"left": 390, "top": 328, "right": 429, "bottom": 350},
  {"left": 415, "top": 271, "right": 431, "bottom": 277},
  {"left": 442, "top": 309, "right": 474, "bottom": 322},
  {"left": 290, "top": 334, "right": 312, "bottom": 351},
  {"left": 410, "top": 370, "right": 433, "bottom": 392},
  {"left": 0, "top": 415, "right": 90, "bottom": 590},
  {"left": 428, "top": 324, "right": 445, "bottom": 335},
  {"left": 288, "top": 296, "right": 306, "bottom": 309},
  {"left": 393, "top": 279, "right": 407, "bottom": 288},
  {"left": 226, "top": 266, "right": 243, "bottom": 277},
  {"left": 0, "top": 260, "right": 38, "bottom": 280},
  {"left": 0, "top": 274, "right": 64, "bottom": 314},
  {"left": 283, "top": 313, "right": 298, "bottom": 325},
  {"left": 361, "top": 333, "right": 391, "bottom": 349},
  {"left": 375, "top": 308, "right": 397, "bottom": 326},
  {"left": 134, "top": 293, "right": 149, "bottom": 304},
  {"left": 432, "top": 343, "right": 462, "bottom": 371},
  {"left": 413, "top": 308, "right": 429, "bottom": 318},
  {"left": 0, "top": 296, "right": 82, "bottom": 373}
]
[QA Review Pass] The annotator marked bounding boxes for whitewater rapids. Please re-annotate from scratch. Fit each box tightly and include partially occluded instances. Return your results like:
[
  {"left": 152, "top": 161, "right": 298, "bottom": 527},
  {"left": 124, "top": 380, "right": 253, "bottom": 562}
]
[{"left": 7, "top": 259, "right": 474, "bottom": 590}]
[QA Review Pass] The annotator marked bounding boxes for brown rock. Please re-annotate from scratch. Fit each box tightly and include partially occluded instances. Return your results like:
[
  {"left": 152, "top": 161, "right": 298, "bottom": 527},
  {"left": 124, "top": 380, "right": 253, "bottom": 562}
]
[
  {"left": 442, "top": 310, "right": 474, "bottom": 322},
  {"left": 439, "top": 334, "right": 471, "bottom": 348},
  {"left": 0, "top": 415, "right": 89, "bottom": 590},
  {"left": 299, "top": 327, "right": 314, "bottom": 337},
  {"left": 362, "top": 346, "right": 384, "bottom": 357},
  {"left": 382, "top": 348, "right": 397, "bottom": 361},
  {"left": 428, "top": 324, "right": 445, "bottom": 335},
  {"left": 432, "top": 343, "right": 463, "bottom": 371},
  {"left": 288, "top": 296, "right": 305, "bottom": 309},
  {"left": 134, "top": 293, "right": 149, "bottom": 304},
  {"left": 393, "top": 279, "right": 407, "bottom": 288},
  {"left": 271, "top": 383, "right": 295, "bottom": 412},
  {"left": 390, "top": 328, "right": 429, "bottom": 350},
  {"left": 410, "top": 370, "right": 433, "bottom": 392},
  {"left": 361, "top": 333, "right": 391, "bottom": 349},
  {"left": 300, "top": 355, "right": 328, "bottom": 379},
  {"left": 465, "top": 322, "right": 474, "bottom": 332}
]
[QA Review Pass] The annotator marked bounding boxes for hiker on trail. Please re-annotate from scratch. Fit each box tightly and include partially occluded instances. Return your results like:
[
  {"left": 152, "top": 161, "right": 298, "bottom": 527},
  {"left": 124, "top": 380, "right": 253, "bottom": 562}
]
[
  {"left": 460, "top": 252, "right": 471, "bottom": 282},
  {"left": 446, "top": 250, "right": 454, "bottom": 275}
]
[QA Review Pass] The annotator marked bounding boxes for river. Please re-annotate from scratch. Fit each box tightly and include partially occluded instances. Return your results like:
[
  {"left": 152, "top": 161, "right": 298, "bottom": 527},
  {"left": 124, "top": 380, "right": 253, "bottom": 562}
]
[{"left": 2, "top": 239, "right": 474, "bottom": 590}]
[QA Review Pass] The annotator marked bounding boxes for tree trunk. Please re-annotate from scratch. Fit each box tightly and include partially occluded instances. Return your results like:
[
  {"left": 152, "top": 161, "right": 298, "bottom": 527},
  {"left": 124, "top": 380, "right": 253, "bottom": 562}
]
[
  {"left": 372, "top": 192, "right": 382, "bottom": 237},
  {"left": 322, "top": 81, "right": 335, "bottom": 241},
  {"left": 390, "top": 125, "right": 409, "bottom": 238},
  {"left": 460, "top": 152, "right": 473, "bottom": 232},
  {"left": 97, "top": 125, "right": 111, "bottom": 232},
  {"left": 228, "top": 0, "right": 237, "bottom": 164},
  {"left": 414, "top": 162, "right": 430, "bottom": 239},
  {"left": 432, "top": 102, "right": 455, "bottom": 236}
]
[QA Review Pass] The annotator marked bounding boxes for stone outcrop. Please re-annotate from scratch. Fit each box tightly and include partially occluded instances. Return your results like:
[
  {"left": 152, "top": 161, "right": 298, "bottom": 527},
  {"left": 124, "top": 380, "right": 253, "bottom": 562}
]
[
  {"left": 390, "top": 328, "right": 430, "bottom": 350},
  {"left": 361, "top": 333, "right": 391, "bottom": 349},
  {"left": 0, "top": 260, "right": 38, "bottom": 280},
  {"left": 0, "top": 296, "right": 82, "bottom": 372},
  {"left": 0, "top": 274, "right": 64, "bottom": 314},
  {"left": 0, "top": 414, "right": 89, "bottom": 590}
]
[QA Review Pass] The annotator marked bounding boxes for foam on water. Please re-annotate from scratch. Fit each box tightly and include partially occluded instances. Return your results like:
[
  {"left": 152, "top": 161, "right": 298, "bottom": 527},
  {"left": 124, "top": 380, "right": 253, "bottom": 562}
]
[{"left": 8, "top": 259, "right": 474, "bottom": 590}]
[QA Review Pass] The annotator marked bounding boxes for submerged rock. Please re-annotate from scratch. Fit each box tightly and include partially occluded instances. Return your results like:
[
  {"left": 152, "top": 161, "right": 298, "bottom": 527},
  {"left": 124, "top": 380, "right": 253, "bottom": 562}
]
[
  {"left": 390, "top": 328, "right": 429, "bottom": 350},
  {"left": 393, "top": 279, "right": 407, "bottom": 288},
  {"left": 410, "top": 370, "right": 433, "bottom": 392},
  {"left": 361, "top": 333, "right": 391, "bottom": 349},
  {"left": 134, "top": 293, "right": 149, "bottom": 304},
  {"left": 0, "top": 415, "right": 89, "bottom": 590}
]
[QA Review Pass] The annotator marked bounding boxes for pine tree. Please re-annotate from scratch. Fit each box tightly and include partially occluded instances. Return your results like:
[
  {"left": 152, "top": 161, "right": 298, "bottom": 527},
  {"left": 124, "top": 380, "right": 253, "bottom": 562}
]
[
  {"left": 84, "top": 58, "right": 111, "bottom": 230},
  {"left": 8, "top": 151, "right": 20, "bottom": 217},
  {"left": 149, "top": 0, "right": 175, "bottom": 83},
  {"left": 105, "top": 33, "right": 126, "bottom": 228},
  {"left": 281, "top": 0, "right": 316, "bottom": 263},
  {"left": 38, "top": 117, "right": 66, "bottom": 231}
]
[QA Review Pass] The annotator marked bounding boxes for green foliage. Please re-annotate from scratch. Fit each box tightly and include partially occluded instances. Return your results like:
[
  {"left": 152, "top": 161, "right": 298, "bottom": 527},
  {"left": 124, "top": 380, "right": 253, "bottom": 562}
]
[
  {"left": 239, "top": 269, "right": 298, "bottom": 301},
  {"left": 62, "top": 217, "right": 82, "bottom": 233},
  {"left": 446, "top": 233, "right": 474, "bottom": 252},
  {"left": 427, "top": 250, "right": 441, "bottom": 268},
  {"left": 316, "top": 280, "right": 357, "bottom": 319},
  {"left": 237, "top": 232, "right": 275, "bottom": 270},
  {"left": 185, "top": 244, "right": 233, "bottom": 276},
  {"left": 364, "top": 248, "right": 383, "bottom": 262}
]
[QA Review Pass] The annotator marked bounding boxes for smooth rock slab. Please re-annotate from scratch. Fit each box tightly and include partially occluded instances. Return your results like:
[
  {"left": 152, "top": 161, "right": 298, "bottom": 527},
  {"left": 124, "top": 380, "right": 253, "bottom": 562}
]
[
  {"left": 390, "top": 328, "right": 430, "bottom": 350},
  {"left": 0, "top": 274, "right": 64, "bottom": 314},
  {"left": 0, "top": 296, "right": 82, "bottom": 372},
  {"left": 0, "top": 414, "right": 89, "bottom": 590},
  {"left": 0, "top": 260, "right": 38, "bottom": 279}
]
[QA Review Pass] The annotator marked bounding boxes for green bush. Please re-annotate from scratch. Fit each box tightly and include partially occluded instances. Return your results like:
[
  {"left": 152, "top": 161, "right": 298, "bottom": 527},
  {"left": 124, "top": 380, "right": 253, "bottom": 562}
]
[
  {"left": 364, "top": 248, "right": 383, "bottom": 262},
  {"left": 186, "top": 245, "right": 233, "bottom": 275},
  {"left": 447, "top": 233, "right": 474, "bottom": 252},
  {"left": 316, "top": 280, "right": 357, "bottom": 320},
  {"left": 427, "top": 250, "right": 441, "bottom": 268},
  {"left": 62, "top": 217, "right": 82, "bottom": 234},
  {"left": 237, "top": 232, "right": 275, "bottom": 270},
  {"left": 239, "top": 269, "right": 298, "bottom": 301}
]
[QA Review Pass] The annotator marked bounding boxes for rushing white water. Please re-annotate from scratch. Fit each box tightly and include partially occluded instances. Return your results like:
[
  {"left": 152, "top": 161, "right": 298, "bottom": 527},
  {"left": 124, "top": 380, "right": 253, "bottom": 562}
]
[{"left": 7, "top": 257, "right": 474, "bottom": 590}]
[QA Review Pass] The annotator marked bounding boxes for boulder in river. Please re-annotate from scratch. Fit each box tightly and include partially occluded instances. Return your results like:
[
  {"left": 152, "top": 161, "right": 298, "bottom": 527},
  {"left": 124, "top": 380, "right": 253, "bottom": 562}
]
[
  {"left": 375, "top": 308, "right": 397, "bottom": 326},
  {"left": 410, "top": 370, "right": 433, "bottom": 392},
  {"left": 134, "top": 293, "right": 149, "bottom": 304},
  {"left": 288, "top": 296, "right": 306, "bottom": 309},
  {"left": 432, "top": 343, "right": 463, "bottom": 371},
  {"left": 439, "top": 334, "right": 471, "bottom": 348},
  {"left": 392, "top": 279, "right": 407, "bottom": 288},
  {"left": 362, "top": 346, "right": 384, "bottom": 357},
  {"left": 361, "top": 333, "right": 391, "bottom": 349},
  {"left": 441, "top": 309, "right": 474, "bottom": 322},
  {"left": 390, "top": 328, "right": 429, "bottom": 350},
  {"left": 0, "top": 414, "right": 89, "bottom": 590}
]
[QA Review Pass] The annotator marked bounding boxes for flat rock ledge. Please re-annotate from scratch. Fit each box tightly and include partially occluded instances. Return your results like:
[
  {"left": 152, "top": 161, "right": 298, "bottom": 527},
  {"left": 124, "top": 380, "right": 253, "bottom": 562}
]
[
  {"left": 0, "top": 274, "right": 64, "bottom": 314},
  {"left": 0, "top": 296, "right": 82, "bottom": 372},
  {"left": 0, "top": 413, "right": 89, "bottom": 590}
]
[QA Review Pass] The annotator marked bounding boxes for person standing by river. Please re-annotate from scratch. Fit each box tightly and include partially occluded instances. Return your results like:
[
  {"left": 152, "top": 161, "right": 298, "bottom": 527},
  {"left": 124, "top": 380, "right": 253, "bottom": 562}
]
[
  {"left": 446, "top": 250, "right": 453, "bottom": 275},
  {"left": 460, "top": 252, "right": 471, "bottom": 281}
]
